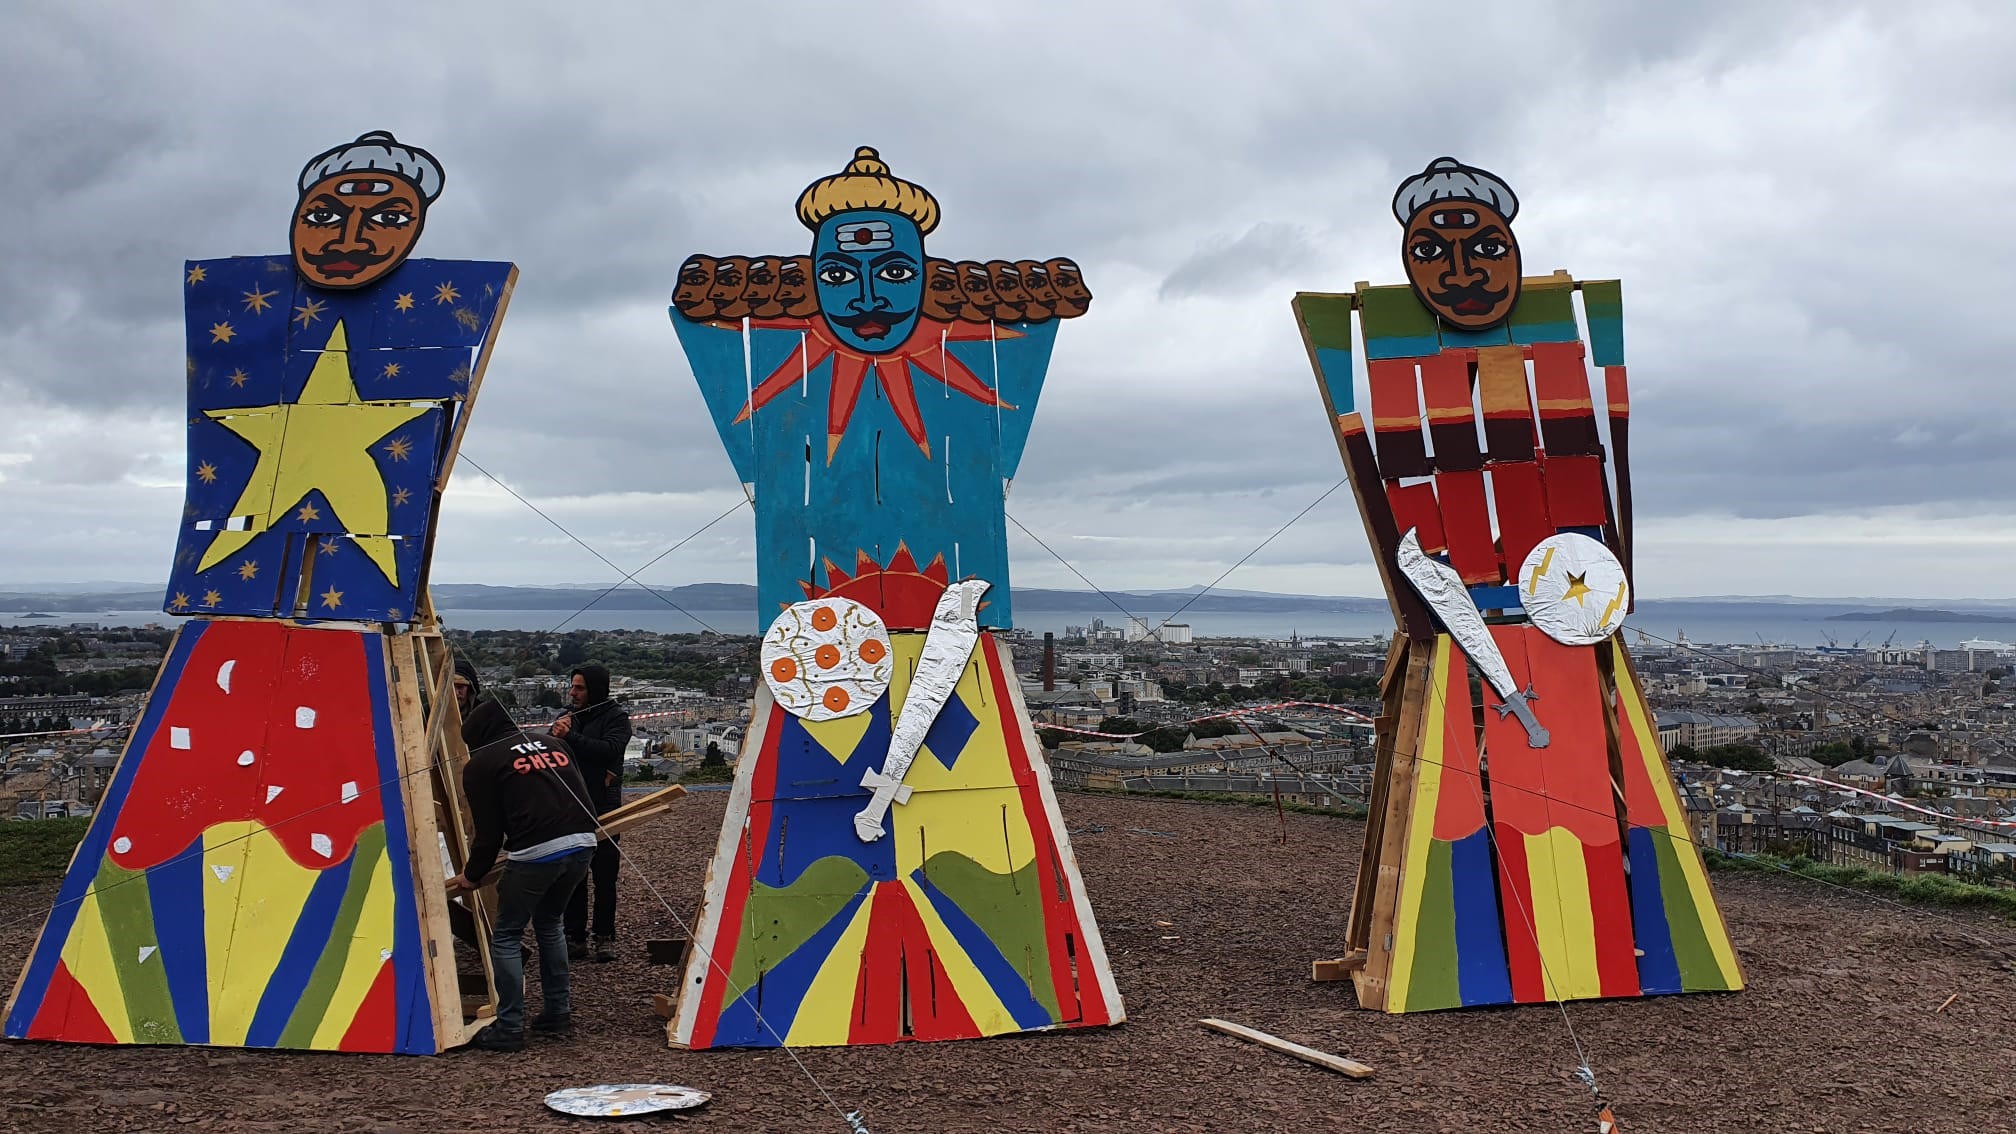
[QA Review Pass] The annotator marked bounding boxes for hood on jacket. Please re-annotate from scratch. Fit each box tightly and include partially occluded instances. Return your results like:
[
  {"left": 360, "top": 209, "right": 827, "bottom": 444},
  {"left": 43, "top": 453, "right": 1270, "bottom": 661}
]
[
  {"left": 572, "top": 663, "right": 612, "bottom": 710},
  {"left": 453, "top": 656, "right": 481, "bottom": 695},
  {"left": 461, "top": 695, "right": 518, "bottom": 749}
]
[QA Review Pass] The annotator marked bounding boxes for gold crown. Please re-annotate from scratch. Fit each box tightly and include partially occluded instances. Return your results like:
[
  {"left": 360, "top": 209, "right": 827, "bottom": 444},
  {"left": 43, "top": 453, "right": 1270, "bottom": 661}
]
[{"left": 796, "top": 146, "right": 940, "bottom": 234}]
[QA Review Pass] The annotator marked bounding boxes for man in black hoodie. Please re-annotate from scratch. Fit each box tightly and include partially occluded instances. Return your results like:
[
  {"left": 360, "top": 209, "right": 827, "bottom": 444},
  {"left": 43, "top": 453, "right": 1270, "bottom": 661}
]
[
  {"left": 451, "top": 659, "right": 597, "bottom": 1052},
  {"left": 551, "top": 663, "right": 631, "bottom": 962}
]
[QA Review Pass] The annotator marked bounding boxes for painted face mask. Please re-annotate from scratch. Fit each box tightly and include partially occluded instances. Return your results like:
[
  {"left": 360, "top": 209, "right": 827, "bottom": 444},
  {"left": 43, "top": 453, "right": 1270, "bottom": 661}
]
[
  {"left": 812, "top": 210, "right": 926, "bottom": 353},
  {"left": 922, "top": 259, "right": 965, "bottom": 322},
  {"left": 673, "top": 254, "right": 719, "bottom": 319},
  {"left": 1391, "top": 157, "right": 1523, "bottom": 330},
  {"left": 1044, "top": 257, "right": 1091, "bottom": 317},
  {"left": 291, "top": 172, "right": 427, "bottom": 289},
  {"left": 775, "top": 255, "right": 818, "bottom": 318}
]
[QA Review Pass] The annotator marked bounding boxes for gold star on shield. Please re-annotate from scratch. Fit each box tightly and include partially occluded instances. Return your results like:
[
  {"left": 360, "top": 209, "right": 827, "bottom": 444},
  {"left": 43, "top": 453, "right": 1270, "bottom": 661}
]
[
  {"left": 320, "top": 585, "right": 344, "bottom": 610},
  {"left": 296, "top": 502, "right": 321, "bottom": 523},
  {"left": 202, "top": 590, "right": 222, "bottom": 608},
  {"left": 1563, "top": 571, "right": 1592, "bottom": 605},
  {"left": 209, "top": 321, "right": 236, "bottom": 343},
  {"left": 391, "top": 487, "right": 412, "bottom": 507},
  {"left": 394, "top": 292, "right": 415, "bottom": 311},
  {"left": 186, "top": 265, "right": 207, "bottom": 286},
  {"left": 242, "top": 286, "right": 277, "bottom": 314},
  {"left": 382, "top": 436, "right": 413, "bottom": 462},
  {"left": 227, "top": 368, "right": 250, "bottom": 388},
  {"left": 195, "top": 461, "right": 218, "bottom": 484},
  {"left": 237, "top": 559, "right": 259, "bottom": 580},
  {"left": 169, "top": 592, "right": 190, "bottom": 611},
  {"left": 381, "top": 362, "right": 401, "bottom": 379},
  {"left": 198, "top": 321, "right": 429, "bottom": 588},
  {"left": 318, "top": 539, "right": 340, "bottom": 557},
  {"left": 293, "top": 297, "right": 327, "bottom": 329},
  {"left": 433, "top": 281, "right": 459, "bottom": 305}
]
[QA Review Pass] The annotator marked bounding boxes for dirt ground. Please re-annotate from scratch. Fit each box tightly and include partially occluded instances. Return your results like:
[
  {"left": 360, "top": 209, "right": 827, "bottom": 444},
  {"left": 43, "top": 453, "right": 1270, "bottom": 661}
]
[{"left": 3, "top": 790, "right": 2014, "bottom": 1133}]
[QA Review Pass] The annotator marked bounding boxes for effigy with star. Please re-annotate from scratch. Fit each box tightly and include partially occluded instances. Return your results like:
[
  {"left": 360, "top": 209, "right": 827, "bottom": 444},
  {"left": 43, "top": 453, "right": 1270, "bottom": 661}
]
[
  {"left": 1290, "top": 157, "right": 1742, "bottom": 1014},
  {"left": 666, "top": 147, "right": 1122, "bottom": 1049},
  {"left": 6, "top": 132, "right": 516, "bottom": 1054}
]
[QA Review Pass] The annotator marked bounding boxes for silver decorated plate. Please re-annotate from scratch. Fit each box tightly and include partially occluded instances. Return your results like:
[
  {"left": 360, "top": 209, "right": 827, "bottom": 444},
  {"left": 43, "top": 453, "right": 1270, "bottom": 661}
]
[{"left": 543, "top": 1083, "right": 712, "bottom": 1117}]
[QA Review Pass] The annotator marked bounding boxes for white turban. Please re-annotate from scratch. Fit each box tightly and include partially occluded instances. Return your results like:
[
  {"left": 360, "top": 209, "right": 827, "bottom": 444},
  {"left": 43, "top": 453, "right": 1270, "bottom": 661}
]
[
  {"left": 1391, "top": 157, "right": 1517, "bottom": 225},
  {"left": 297, "top": 130, "right": 444, "bottom": 202}
]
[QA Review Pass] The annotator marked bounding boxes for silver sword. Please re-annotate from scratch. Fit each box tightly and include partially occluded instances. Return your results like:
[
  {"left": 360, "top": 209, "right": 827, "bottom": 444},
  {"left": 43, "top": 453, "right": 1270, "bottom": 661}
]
[
  {"left": 854, "top": 579, "right": 992, "bottom": 842},
  {"left": 1394, "top": 529, "right": 1549, "bottom": 748}
]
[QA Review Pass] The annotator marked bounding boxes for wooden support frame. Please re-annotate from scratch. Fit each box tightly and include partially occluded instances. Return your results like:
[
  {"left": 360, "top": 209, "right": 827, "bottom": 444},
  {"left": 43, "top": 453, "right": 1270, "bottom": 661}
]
[{"left": 382, "top": 610, "right": 498, "bottom": 1049}]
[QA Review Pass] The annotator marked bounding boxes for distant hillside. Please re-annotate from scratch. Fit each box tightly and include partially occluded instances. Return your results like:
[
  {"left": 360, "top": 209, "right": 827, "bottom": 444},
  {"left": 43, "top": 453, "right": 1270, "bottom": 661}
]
[{"left": 1827, "top": 607, "right": 2016, "bottom": 623}]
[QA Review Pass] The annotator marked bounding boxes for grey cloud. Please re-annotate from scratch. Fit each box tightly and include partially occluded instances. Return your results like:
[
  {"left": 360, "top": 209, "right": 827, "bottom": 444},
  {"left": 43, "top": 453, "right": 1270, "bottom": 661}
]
[
  {"left": 1159, "top": 223, "right": 1321, "bottom": 299},
  {"left": 1, "top": 1, "right": 2013, "bottom": 600}
]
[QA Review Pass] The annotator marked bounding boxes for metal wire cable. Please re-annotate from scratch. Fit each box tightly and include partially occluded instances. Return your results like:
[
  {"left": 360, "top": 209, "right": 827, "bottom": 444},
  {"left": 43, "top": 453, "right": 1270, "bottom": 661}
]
[{"left": 458, "top": 455, "right": 733, "bottom": 637}]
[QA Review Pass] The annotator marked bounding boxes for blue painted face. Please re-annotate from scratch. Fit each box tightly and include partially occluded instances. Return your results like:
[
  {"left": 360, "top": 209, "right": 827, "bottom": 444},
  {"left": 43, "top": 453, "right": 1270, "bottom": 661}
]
[{"left": 812, "top": 209, "right": 925, "bottom": 354}]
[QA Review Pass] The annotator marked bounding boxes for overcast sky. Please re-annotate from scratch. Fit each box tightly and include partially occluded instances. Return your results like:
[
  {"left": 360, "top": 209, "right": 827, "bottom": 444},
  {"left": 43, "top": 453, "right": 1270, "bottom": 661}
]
[{"left": 2, "top": 2, "right": 2012, "bottom": 603}]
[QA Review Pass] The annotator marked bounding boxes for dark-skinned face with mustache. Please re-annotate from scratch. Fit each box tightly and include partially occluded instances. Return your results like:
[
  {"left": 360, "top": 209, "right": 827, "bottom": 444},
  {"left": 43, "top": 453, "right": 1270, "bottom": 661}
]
[
  {"left": 1401, "top": 200, "right": 1521, "bottom": 330},
  {"left": 291, "top": 172, "right": 427, "bottom": 289}
]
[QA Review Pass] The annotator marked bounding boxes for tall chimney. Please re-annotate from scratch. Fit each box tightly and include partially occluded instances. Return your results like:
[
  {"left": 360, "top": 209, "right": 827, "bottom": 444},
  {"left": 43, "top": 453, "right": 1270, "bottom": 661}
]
[{"left": 1042, "top": 632, "right": 1056, "bottom": 692}]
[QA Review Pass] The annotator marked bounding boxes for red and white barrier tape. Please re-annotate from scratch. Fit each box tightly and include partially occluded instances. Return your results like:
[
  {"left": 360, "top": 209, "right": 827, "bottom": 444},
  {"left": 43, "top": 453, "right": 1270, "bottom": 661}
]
[
  {"left": 1775, "top": 771, "right": 2016, "bottom": 831},
  {"left": 1033, "top": 700, "right": 1375, "bottom": 740}
]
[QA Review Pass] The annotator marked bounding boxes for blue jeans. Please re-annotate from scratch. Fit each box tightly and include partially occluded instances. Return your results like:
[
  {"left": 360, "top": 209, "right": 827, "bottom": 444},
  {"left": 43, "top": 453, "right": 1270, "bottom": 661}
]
[{"left": 490, "top": 849, "right": 592, "bottom": 1032}]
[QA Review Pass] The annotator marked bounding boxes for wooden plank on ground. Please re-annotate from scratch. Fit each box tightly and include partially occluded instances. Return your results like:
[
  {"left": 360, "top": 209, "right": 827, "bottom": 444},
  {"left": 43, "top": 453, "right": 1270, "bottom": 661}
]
[
  {"left": 1199, "top": 1017, "right": 1374, "bottom": 1079},
  {"left": 597, "top": 784, "right": 690, "bottom": 839}
]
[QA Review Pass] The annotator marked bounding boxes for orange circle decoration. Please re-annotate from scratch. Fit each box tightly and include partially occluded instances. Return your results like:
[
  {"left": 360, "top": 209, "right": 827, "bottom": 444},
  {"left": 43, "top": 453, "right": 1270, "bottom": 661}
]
[{"left": 758, "top": 597, "right": 893, "bottom": 721}]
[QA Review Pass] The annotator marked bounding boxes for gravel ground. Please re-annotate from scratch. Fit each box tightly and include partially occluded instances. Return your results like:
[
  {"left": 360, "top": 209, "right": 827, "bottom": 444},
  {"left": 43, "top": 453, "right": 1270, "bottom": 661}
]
[{"left": 3, "top": 790, "right": 2013, "bottom": 1133}]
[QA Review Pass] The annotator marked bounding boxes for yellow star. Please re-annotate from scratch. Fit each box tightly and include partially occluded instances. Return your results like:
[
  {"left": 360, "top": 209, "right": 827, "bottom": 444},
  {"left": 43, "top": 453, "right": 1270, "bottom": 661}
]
[
  {"left": 1562, "top": 571, "right": 1592, "bottom": 605},
  {"left": 433, "top": 281, "right": 459, "bottom": 305},
  {"left": 237, "top": 559, "right": 259, "bottom": 581},
  {"left": 391, "top": 487, "right": 412, "bottom": 507},
  {"left": 320, "top": 585, "right": 344, "bottom": 610},
  {"left": 381, "top": 361, "right": 401, "bottom": 379},
  {"left": 296, "top": 501, "right": 321, "bottom": 523},
  {"left": 195, "top": 461, "right": 218, "bottom": 484},
  {"left": 228, "top": 368, "right": 250, "bottom": 388},
  {"left": 169, "top": 592, "right": 190, "bottom": 611},
  {"left": 394, "top": 292, "right": 415, "bottom": 311},
  {"left": 202, "top": 590, "right": 222, "bottom": 608},
  {"left": 318, "top": 539, "right": 340, "bottom": 556},
  {"left": 293, "top": 297, "right": 328, "bottom": 329},
  {"left": 210, "top": 321, "right": 236, "bottom": 343},
  {"left": 382, "top": 435, "right": 413, "bottom": 462},
  {"left": 186, "top": 265, "right": 207, "bottom": 286},
  {"left": 242, "top": 285, "right": 277, "bottom": 314},
  {"left": 199, "top": 321, "right": 428, "bottom": 589}
]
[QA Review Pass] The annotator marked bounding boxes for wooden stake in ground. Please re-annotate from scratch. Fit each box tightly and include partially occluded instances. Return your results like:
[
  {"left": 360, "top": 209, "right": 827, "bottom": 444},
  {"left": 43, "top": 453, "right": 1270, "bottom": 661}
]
[{"left": 1198, "top": 1018, "right": 1373, "bottom": 1079}]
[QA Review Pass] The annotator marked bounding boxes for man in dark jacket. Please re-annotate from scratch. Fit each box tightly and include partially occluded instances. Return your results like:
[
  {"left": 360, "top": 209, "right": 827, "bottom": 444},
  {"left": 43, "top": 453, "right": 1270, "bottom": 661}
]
[
  {"left": 551, "top": 663, "right": 631, "bottom": 962},
  {"left": 451, "top": 668, "right": 598, "bottom": 1052}
]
